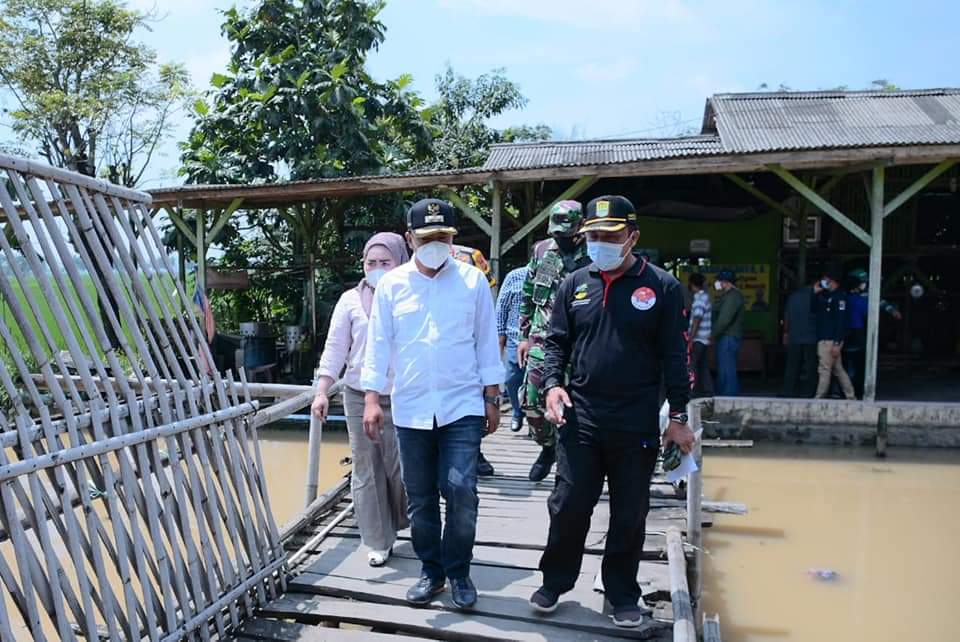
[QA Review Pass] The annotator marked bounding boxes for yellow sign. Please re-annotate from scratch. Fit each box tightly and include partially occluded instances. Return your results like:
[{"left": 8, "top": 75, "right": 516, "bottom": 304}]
[{"left": 679, "top": 264, "right": 772, "bottom": 312}]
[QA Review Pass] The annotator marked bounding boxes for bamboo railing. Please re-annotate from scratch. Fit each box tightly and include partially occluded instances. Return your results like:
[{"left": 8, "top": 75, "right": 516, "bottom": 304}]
[{"left": 0, "top": 154, "right": 283, "bottom": 641}]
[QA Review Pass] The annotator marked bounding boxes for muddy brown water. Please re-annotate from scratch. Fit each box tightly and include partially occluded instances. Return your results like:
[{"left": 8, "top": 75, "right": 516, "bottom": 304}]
[{"left": 702, "top": 444, "right": 960, "bottom": 642}]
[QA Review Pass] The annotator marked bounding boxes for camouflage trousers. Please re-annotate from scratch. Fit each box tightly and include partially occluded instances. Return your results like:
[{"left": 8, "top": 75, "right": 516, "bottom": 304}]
[{"left": 519, "top": 344, "right": 557, "bottom": 448}]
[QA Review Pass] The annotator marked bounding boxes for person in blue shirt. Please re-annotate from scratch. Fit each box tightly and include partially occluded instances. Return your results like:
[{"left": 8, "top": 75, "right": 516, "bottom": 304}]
[
  {"left": 496, "top": 266, "right": 529, "bottom": 433},
  {"left": 843, "top": 268, "right": 901, "bottom": 399}
]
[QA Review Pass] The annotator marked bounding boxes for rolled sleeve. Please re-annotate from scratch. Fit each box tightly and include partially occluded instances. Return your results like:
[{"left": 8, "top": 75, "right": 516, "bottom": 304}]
[
  {"left": 360, "top": 285, "right": 393, "bottom": 394},
  {"left": 475, "top": 278, "right": 505, "bottom": 386}
]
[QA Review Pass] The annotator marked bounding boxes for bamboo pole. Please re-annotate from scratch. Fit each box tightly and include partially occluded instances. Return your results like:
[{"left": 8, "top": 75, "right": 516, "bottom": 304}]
[
  {"left": 686, "top": 402, "right": 704, "bottom": 635},
  {"left": 666, "top": 528, "right": 697, "bottom": 642}
]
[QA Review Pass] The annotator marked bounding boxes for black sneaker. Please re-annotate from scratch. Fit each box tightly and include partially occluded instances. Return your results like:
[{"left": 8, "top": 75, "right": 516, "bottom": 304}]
[
  {"left": 529, "top": 587, "right": 559, "bottom": 613},
  {"left": 477, "top": 452, "right": 495, "bottom": 477},
  {"left": 510, "top": 417, "right": 523, "bottom": 432},
  {"left": 611, "top": 605, "right": 645, "bottom": 628},
  {"left": 528, "top": 445, "right": 555, "bottom": 482},
  {"left": 450, "top": 576, "right": 478, "bottom": 609},
  {"left": 405, "top": 574, "right": 445, "bottom": 607}
]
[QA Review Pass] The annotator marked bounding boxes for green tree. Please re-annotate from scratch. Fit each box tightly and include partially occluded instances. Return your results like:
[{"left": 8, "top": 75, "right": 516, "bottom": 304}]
[
  {"left": 0, "top": 0, "right": 191, "bottom": 184},
  {"left": 427, "top": 65, "right": 551, "bottom": 170},
  {"left": 178, "top": 0, "right": 434, "bottom": 336}
]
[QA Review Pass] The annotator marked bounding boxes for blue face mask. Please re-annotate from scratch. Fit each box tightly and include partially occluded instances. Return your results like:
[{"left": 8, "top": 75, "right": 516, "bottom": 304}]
[{"left": 587, "top": 240, "right": 627, "bottom": 272}]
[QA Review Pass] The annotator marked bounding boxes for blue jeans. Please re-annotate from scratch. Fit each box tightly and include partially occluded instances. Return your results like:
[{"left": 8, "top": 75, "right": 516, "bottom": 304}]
[
  {"left": 716, "top": 335, "right": 741, "bottom": 396},
  {"left": 395, "top": 415, "right": 484, "bottom": 581},
  {"left": 505, "top": 357, "right": 525, "bottom": 420}
]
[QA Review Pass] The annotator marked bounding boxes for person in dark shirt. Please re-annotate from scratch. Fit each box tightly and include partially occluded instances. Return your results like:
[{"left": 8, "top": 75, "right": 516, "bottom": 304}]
[
  {"left": 813, "top": 267, "right": 855, "bottom": 399},
  {"left": 527, "top": 195, "right": 695, "bottom": 629},
  {"left": 781, "top": 279, "right": 819, "bottom": 397}
]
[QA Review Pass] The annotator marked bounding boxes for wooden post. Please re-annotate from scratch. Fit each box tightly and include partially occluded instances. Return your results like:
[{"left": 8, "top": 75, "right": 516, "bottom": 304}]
[
  {"left": 307, "top": 251, "right": 318, "bottom": 346},
  {"left": 195, "top": 208, "right": 207, "bottom": 294},
  {"left": 864, "top": 164, "right": 884, "bottom": 401},
  {"left": 876, "top": 407, "right": 888, "bottom": 458},
  {"left": 686, "top": 402, "right": 704, "bottom": 631},
  {"left": 305, "top": 412, "right": 324, "bottom": 508},
  {"left": 796, "top": 206, "right": 808, "bottom": 288},
  {"left": 176, "top": 231, "right": 186, "bottom": 288},
  {"left": 490, "top": 181, "right": 503, "bottom": 289},
  {"left": 666, "top": 528, "right": 697, "bottom": 642}
]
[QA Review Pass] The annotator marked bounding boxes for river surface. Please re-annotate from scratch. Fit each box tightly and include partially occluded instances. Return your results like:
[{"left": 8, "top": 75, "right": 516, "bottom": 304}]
[{"left": 701, "top": 444, "right": 960, "bottom": 642}]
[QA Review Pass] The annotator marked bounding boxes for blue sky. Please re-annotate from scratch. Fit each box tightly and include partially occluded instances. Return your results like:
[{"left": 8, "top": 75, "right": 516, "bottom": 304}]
[{"left": 4, "top": 0, "right": 959, "bottom": 187}]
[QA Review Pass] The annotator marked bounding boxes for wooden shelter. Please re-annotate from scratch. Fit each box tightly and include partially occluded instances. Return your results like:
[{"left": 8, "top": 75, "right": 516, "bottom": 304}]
[{"left": 149, "top": 87, "right": 960, "bottom": 402}]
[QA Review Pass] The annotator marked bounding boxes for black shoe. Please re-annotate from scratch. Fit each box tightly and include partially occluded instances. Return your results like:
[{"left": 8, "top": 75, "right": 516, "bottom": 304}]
[
  {"left": 529, "top": 587, "right": 559, "bottom": 613},
  {"left": 611, "top": 604, "right": 645, "bottom": 628},
  {"left": 451, "top": 576, "right": 478, "bottom": 609},
  {"left": 405, "top": 574, "right": 445, "bottom": 606},
  {"left": 510, "top": 417, "right": 523, "bottom": 432},
  {"left": 477, "top": 453, "right": 495, "bottom": 477},
  {"left": 528, "top": 445, "right": 556, "bottom": 482}
]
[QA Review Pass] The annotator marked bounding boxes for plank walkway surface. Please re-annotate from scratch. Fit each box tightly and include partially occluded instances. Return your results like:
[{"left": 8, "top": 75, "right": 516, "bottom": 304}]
[{"left": 241, "top": 424, "right": 705, "bottom": 641}]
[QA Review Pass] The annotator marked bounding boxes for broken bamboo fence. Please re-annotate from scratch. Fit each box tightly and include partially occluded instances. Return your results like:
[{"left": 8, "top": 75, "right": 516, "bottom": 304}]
[{"left": 0, "top": 154, "right": 283, "bottom": 641}]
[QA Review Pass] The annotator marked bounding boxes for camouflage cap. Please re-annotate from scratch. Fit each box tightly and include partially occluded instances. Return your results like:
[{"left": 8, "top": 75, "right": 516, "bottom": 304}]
[{"left": 547, "top": 200, "right": 583, "bottom": 237}]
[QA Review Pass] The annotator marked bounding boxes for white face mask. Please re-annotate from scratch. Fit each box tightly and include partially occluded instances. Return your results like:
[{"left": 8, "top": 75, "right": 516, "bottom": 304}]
[
  {"left": 365, "top": 268, "right": 387, "bottom": 288},
  {"left": 714, "top": 281, "right": 723, "bottom": 291},
  {"left": 586, "top": 240, "right": 627, "bottom": 272},
  {"left": 820, "top": 278, "right": 831, "bottom": 290},
  {"left": 415, "top": 241, "right": 450, "bottom": 270}
]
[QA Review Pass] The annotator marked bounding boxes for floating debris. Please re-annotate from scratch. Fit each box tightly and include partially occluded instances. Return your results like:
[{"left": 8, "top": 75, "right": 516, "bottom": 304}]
[{"left": 808, "top": 568, "right": 839, "bottom": 581}]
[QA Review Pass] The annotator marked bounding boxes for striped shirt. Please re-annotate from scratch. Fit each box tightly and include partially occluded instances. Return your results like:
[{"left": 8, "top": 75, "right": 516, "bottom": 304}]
[
  {"left": 690, "top": 289, "right": 712, "bottom": 345},
  {"left": 496, "top": 267, "right": 528, "bottom": 355}
]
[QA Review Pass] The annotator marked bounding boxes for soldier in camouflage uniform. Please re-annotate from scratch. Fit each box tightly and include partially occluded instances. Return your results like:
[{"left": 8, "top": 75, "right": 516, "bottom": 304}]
[{"left": 517, "top": 200, "right": 590, "bottom": 482}]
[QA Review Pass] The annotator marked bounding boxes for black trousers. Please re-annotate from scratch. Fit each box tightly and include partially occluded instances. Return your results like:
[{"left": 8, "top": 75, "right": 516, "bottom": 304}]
[
  {"left": 690, "top": 341, "right": 714, "bottom": 397},
  {"left": 782, "top": 343, "right": 817, "bottom": 397},
  {"left": 539, "top": 419, "right": 659, "bottom": 608}
]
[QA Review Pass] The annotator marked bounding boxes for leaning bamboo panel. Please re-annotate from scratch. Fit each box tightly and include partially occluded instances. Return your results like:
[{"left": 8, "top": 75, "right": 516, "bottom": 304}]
[{"left": 0, "top": 154, "right": 283, "bottom": 641}]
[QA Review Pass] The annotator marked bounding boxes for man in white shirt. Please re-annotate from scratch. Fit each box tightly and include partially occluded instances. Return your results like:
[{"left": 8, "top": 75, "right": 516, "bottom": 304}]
[{"left": 361, "top": 198, "right": 504, "bottom": 610}]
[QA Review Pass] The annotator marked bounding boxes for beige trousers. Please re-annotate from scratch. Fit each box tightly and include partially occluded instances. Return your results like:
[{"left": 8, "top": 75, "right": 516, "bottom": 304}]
[
  {"left": 342, "top": 387, "right": 408, "bottom": 551},
  {"left": 815, "top": 340, "right": 855, "bottom": 400}
]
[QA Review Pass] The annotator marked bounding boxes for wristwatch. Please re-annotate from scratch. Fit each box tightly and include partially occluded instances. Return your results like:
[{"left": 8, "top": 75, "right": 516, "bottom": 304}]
[{"left": 484, "top": 395, "right": 502, "bottom": 407}]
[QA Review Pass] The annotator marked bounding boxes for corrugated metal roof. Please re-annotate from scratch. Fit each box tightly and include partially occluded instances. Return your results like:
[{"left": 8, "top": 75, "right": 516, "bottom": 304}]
[
  {"left": 482, "top": 136, "right": 725, "bottom": 171},
  {"left": 708, "top": 88, "right": 960, "bottom": 153}
]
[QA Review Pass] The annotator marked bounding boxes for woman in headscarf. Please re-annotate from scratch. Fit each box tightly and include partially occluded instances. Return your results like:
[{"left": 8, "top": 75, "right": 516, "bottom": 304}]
[{"left": 312, "top": 232, "right": 409, "bottom": 566}]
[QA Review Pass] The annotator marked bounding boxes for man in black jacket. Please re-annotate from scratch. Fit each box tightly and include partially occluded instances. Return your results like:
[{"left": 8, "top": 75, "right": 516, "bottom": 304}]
[
  {"left": 813, "top": 267, "right": 855, "bottom": 400},
  {"left": 527, "top": 195, "right": 695, "bottom": 629}
]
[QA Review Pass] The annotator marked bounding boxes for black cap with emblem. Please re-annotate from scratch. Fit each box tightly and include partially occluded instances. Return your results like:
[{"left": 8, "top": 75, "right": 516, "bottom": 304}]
[
  {"left": 407, "top": 198, "right": 458, "bottom": 238},
  {"left": 581, "top": 195, "right": 639, "bottom": 233}
]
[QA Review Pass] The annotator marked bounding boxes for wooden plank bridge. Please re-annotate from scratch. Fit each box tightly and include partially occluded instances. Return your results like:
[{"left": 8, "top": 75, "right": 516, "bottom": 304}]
[
  {"left": 240, "top": 416, "right": 722, "bottom": 642},
  {"left": 0, "top": 153, "right": 730, "bottom": 641}
]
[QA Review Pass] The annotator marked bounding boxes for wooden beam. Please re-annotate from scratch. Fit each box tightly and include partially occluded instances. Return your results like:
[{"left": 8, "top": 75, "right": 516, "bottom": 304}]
[
  {"left": 883, "top": 159, "right": 956, "bottom": 218},
  {"left": 767, "top": 164, "right": 872, "bottom": 248},
  {"left": 196, "top": 208, "right": 207, "bottom": 293},
  {"left": 501, "top": 175, "right": 598, "bottom": 254},
  {"left": 864, "top": 164, "right": 885, "bottom": 402},
  {"left": 207, "top": 198, "right": 244, "bottom": 244},
  {"left": 722, "top": 174, "right": 794, "bottom": 218},
  {"left": 490, "top": 182, "right": 503, "bottom": 289},
  {"left": 440, "top": 189, "right": 493, "bottom": 237},
  {"left": 162, "top": 206, "right": 196, "bottom": 247}
]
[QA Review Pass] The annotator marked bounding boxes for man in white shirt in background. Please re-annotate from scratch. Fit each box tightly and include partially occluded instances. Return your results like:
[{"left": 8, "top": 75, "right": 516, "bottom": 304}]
[{"left": 361, "top": 198, "right": 504, "bottom": 610}]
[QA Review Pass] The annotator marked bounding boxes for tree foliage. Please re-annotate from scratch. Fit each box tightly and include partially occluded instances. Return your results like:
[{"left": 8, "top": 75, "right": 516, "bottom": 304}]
[
  {"left": 427, "top": 65, "right": 550, "bottom": 169},
  {"left": 0, "top": 0, "right": 191, "bottom": 183},
  {"left": 179, "top": 0, "right": 433, "bottom": 184}
]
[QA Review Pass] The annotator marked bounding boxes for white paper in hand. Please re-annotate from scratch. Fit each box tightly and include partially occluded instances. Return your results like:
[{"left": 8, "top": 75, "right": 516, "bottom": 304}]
[{"left": 665, "top": 451, "right": 698, "bottom": 483}]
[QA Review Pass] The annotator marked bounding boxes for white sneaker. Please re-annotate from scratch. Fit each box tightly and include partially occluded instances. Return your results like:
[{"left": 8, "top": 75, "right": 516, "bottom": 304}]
[{"left": 368, "top": 548, "right": 391, "bottom": 567}]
